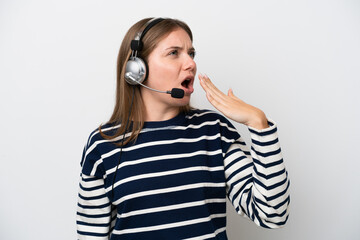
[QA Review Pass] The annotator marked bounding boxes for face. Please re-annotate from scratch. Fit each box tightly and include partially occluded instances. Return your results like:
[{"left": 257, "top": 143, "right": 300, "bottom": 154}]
[{"left": 143, "top": 28, "right": 197, "bottom": 109}]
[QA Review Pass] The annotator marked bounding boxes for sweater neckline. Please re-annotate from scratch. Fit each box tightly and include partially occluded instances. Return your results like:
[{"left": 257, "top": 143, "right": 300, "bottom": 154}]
[{"left": 143, "top": 112, "right": 186, "bottom": 128}]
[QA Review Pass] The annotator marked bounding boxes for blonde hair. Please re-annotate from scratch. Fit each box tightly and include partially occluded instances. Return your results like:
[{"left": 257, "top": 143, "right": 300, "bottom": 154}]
[{"left": 100, "top": 18, "right": 193, "bottom": 145}]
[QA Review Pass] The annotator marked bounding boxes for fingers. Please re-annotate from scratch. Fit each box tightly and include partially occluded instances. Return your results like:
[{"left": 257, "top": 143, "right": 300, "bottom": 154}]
[
  {"left": 199, "top": 74, "right": 227, "bottom": 101},
  {"left": 197, "top": 73, "right": 267, "bottom": 127},
  {"left": 199, "top": 74, "right": 231, "bottom": 113}
]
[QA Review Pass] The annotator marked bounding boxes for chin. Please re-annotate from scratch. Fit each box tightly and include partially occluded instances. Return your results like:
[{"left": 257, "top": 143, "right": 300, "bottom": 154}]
[{"left": 171, "top": 96, "right": 191, "bottom": 107}]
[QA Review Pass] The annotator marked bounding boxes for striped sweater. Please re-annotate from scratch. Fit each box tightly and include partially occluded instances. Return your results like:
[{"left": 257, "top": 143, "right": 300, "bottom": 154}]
[{"left": 76, "top": 109, "right": 290, "bottom": 240}]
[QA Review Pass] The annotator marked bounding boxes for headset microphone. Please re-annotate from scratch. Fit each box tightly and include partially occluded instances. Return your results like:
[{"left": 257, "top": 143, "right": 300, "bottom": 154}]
[
  {"left": 170, "top": 88, "right": 185, "bottom": 99},
  {"left": 125, "top": 72, "right": 184, "bottom": 99}
]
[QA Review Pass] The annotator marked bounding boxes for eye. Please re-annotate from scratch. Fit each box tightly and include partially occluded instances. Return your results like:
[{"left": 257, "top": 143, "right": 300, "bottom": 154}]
[
  {"left": 189, "top": 51, "right": 196, "bottom": 59},
  {"left": 168, "top": 50, "right": 178, "bottom": 56}
]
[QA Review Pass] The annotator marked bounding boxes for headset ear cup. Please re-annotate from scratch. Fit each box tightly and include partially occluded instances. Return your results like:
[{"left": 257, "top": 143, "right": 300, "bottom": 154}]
[
  {"left": 124, "top": 57, "right": 147, "bottom": 85},
  {"left": 142, "top": 58, "right": 149, "bottom": 82}
]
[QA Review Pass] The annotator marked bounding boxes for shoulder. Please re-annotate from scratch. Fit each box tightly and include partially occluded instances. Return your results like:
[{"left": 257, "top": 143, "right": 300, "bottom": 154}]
[
  {"left": 80, "top": 122, "right": 120, "bottom": 176},
  {"left": 84, "top": 122, "right": 120, "bottom": 149},
  {"left": 186, "top": 109, "right": 224, "bottom": 121},
  {"left": 186, "top": 109, "right": 235, "bottom": 128},
  {"left": 186, "top": 109, "right": 241, "bottom": 149}
]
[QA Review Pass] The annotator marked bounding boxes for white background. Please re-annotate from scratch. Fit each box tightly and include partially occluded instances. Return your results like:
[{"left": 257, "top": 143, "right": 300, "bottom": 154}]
[{"left": 1, "top": 0, "right": 359, "bottom": 239}]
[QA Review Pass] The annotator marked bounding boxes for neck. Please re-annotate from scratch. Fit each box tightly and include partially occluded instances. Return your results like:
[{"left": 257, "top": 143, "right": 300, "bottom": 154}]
[
  {"left": 143, "top": 104, "right": 179, "bottom": 122},
  {"left": 140, "top": 86, "right": 182, "bottom": 122}
]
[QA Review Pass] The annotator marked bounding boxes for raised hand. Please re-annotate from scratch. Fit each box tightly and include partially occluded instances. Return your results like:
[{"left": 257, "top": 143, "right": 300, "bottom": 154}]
[{"left": 199, "top": 74, "right": 269, "bottom": 130}]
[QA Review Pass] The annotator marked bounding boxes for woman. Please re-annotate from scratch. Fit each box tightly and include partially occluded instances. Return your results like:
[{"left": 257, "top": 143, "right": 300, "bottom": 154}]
[{"left": 77, "top": 17, "right": 290, "bottom": 240}]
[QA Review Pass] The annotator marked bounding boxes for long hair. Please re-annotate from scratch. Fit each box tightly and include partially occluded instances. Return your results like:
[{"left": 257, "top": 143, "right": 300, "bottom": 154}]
[{"left": 100, "top": 18, "right": 193, "bottom": 145}]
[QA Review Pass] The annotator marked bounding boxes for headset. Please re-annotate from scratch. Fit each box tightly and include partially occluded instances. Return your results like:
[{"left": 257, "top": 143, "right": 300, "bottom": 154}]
[
  {"left": 124, "top": 17, "right": 184, "bottom": 98},
  {"left": 124, "top": 18, "right": 164, "bottom": 85}
]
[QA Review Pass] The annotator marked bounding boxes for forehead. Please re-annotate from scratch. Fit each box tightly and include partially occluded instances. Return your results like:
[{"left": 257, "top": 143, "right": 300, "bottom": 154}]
[{"left": 156, "top": 28, "right": 193, "bottom": 48}]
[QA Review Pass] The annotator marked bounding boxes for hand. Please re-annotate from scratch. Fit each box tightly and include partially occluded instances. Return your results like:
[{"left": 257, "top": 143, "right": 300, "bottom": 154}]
[{"left": 199, "top": 74, "right": 269, "bottom": 130}]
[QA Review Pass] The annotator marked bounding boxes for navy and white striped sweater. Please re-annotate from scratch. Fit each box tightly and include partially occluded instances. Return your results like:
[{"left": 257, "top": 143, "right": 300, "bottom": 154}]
[{"left": 77, "top": 109, "right": 290, "bottom": 240}]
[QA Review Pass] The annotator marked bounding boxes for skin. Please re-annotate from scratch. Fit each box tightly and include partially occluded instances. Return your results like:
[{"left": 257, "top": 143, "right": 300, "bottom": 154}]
[
  {"left": 199, "top": 74, "right": 269, "bottom": 130},
  {"left": 142, "top": 28, "right": 269, "bottom": 130},
  {"left": 142, "top": 28, "right": 196, "bottom": 121}
]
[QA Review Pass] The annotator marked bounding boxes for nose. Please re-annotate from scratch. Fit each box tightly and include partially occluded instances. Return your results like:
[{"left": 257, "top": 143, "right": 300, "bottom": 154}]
[{"left": 183, "top": 55, "right": 196, "bottom": 72}]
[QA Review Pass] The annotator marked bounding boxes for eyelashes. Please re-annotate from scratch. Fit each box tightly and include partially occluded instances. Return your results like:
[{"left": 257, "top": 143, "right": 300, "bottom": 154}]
[
  {"left": 189, "top": 51, "right": 196, "bottom": 59},
  {"left": 168, "top": 49, "right": 196, "bottom": 59},
  {"left": 169, "top": 50, "right": 178, "bottom": 56}
]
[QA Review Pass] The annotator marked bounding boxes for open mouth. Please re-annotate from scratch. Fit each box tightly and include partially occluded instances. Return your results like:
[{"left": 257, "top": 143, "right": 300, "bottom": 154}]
[
  {"left": 181, "top": 79, "right": 191, "bottom": 89},
  {"left": 180, "top": 76, "right": 194, "bottom": 95}
]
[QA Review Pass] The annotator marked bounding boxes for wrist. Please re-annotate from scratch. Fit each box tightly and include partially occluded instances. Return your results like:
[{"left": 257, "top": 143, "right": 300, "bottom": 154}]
[{"left": 246, "top": 110, "right": 269, "bottom": 130}]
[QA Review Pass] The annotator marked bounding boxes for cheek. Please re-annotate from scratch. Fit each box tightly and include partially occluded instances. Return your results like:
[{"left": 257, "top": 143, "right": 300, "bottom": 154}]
[{"left": 148, "top": 61, "right": 177, "bottom": 82}]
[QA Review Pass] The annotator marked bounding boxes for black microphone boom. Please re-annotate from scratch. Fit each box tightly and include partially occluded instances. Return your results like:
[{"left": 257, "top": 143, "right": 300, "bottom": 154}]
[
  {"left": 125, "top": 72, "right": 185, "bottom": 99},
  {"left": 139, "top": 81, "right": 184, "bottom": 99}
]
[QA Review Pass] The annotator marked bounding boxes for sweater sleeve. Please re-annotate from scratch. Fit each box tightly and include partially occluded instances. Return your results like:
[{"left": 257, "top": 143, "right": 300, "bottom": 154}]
[
  {"left": 223, "top": 119, "right": 290, "bottom": 228},
  {"left": 76, "top": 137, "right": 116, "bottom": 239}
]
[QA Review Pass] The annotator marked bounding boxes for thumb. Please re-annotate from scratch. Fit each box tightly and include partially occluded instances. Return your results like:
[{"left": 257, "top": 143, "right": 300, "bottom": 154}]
[{"left": 228, "top": 88, "right": 234, "bottom": 97}]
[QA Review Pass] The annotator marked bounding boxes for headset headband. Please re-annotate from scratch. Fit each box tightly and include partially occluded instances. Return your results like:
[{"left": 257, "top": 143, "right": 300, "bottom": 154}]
[{"left": 130, "top": 18, "right": 165, "bottom": 52}]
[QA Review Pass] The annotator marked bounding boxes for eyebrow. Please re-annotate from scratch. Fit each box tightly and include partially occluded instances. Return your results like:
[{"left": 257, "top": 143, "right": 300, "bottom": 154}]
[{"left": 165, "top": 46, "right": 196, "bottom": 51}]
